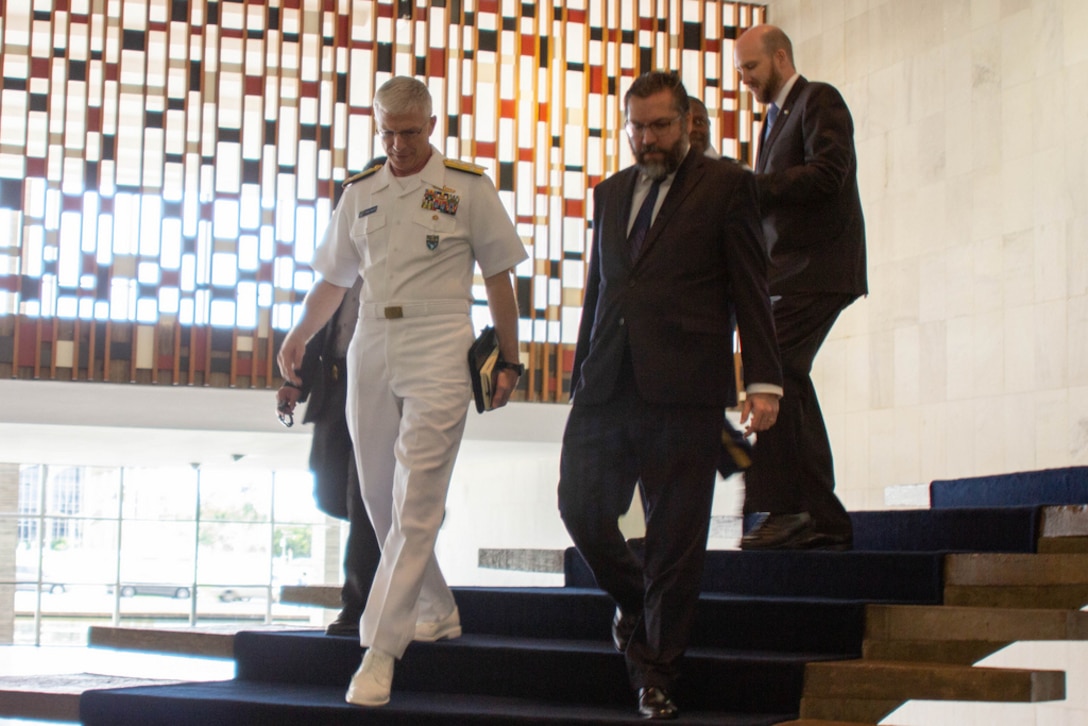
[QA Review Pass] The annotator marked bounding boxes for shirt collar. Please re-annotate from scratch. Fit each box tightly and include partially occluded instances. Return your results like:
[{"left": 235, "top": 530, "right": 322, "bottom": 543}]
[
  {"left": 772, "top": 73, "right": 801, "bottom": 109},
  {"left": 419, "top": 146, "right": 446, "bottom": 187}
]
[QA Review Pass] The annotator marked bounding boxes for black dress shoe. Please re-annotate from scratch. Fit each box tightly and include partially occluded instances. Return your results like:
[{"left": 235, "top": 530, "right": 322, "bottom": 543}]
[
  {"left": 795, "top": 530, "right": 853, "bottom": 551},
  {"left": 740, "top": 512, "right": 813, "bottom": 550},
  {"left": 325, "top": 610, "right": 361, "bottom": 637},
  {"left": 637, "top": 687, "right": 678, "bottom": 720},
  {"left": 612, "top": 606, "right": 641, "bottom": 652}
]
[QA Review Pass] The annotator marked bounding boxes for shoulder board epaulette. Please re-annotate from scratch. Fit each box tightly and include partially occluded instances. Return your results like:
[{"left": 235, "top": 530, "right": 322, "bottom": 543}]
[
  {"left": 342, "top": 162, "right": 384, "bottom": 188},
  {"left": 444, "top": 159, "right": 485, "bottom": 175}
]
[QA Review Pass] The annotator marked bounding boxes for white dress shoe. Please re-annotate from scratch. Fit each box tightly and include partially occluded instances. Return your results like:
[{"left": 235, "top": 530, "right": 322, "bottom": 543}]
[
  {"left": 345, "top": 648, "right": 394, "bottom": 706},
  {"left": 414, "top": 605, "right": 462, "bottom": 642}
]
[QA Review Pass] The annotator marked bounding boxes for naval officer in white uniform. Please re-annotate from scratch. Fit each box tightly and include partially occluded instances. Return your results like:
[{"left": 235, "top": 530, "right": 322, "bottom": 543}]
[{"left": 277, "top": 76, "right": 527, "bottom": 708}]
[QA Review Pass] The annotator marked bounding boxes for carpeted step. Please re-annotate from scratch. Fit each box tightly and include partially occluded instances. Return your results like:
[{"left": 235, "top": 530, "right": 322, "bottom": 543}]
[
  {"left": 452, "top": 588, "right": 865, "bottom": 654},
  {"left": 80, "top": 680, "right": 795, "bottom": 725},
  {"left": 943, "top": 552, "right": 1088, "bottom": 608},
  {"left": 87, "top": 590, "right": 862, "bottom": 660},
  {"left": 850, "top": 506, "right": 1039, "bottom": 553},
  {"left": 929, "top": 465, "right": 1088, "bottom": 508},
  {"left": 230, "top": 630, "right": 849, "bottom": 713},
  {"left": 798, "top": 659, "right": 1066, "bottom": 722},
  {"left": 565, "top": 549, "right": 944, "bottom": 603}
]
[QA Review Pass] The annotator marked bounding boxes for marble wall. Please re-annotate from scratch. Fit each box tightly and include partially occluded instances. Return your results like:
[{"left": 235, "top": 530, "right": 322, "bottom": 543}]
[{"left": 764, "top": 0, "right": 1088, "bottom": 509}]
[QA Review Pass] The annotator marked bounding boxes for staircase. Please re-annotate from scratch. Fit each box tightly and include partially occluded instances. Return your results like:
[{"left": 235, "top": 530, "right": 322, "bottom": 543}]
[
  {"left": 5, "top": 466, "right": 1088, "bottom": 725},
  {"left": 781, "top": 469, "right": 1088, "bottom": 725}
]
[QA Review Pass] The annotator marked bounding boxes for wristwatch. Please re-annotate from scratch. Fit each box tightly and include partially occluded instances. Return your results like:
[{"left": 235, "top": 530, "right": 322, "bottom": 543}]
[{"left": 496, "top": 360, "right": 525, "bottom": 376}]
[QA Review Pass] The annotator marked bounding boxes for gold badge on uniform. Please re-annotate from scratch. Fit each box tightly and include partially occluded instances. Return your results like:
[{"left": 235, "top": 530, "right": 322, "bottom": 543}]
[
  {"left": 426, "top": 234, "right": 440, "bottom": 250},
  {"left": 422, "top": 187, "right": 460, "bottom": 215}
]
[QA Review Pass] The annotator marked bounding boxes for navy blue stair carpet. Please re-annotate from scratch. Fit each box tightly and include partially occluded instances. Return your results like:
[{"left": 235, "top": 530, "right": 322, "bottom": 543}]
[
  {"left": 565, "top": 548, "right": 945, "bottom": 604},
  {"left": 81, "top": 680, "right": 796, "bottom": 725},
  {"left": 850, "top": 506, "right": 1040, "bottom": 553},
  {"left": 80, "top": 633, "right": 824, "bottom": 725},
  {"left": 930, "top": 466, "right": 1088, "bottom": 508},
  {"left": 81, "top": 500, "right": 1049, "bottom": 725},
  {"left": 81, "top": 587, "right": 862, "bottom": 725}
]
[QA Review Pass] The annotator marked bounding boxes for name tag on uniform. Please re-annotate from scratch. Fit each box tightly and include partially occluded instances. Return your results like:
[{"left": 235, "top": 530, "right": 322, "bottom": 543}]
[
  {"left": 358, "top": 205, "right": 378, "bottom": 218},
  {"left": 422, "top": 187, "right": 460, "bottom": 215}
]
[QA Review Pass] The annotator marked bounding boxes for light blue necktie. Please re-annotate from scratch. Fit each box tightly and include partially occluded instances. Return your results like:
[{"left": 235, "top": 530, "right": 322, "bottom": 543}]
[{"left": 764, "top": 103, "right": 779, "bottom": 140}]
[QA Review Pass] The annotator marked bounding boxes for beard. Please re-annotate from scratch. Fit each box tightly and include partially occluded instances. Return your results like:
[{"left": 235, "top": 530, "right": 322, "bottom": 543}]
[
  {"left": 634, "top": 134, "right": 689, "bottom": 181},
  {"left": 754, "top": 65, "right": 784, "bottom": 105}
]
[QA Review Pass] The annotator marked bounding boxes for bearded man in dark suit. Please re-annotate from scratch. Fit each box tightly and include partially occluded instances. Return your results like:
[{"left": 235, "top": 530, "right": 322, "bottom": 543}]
[
  {"left": 734, "top": 25, "right": 868, "bottom": 551},
  {"left": 557, "top": 70, "right": 783, "bottom": 720}
]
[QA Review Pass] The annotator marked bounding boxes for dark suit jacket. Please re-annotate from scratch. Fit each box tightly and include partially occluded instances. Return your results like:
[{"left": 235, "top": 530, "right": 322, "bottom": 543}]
[
  {"left": 755, "top": 76, "right": 867, "bottom": 297},
  {"left": 571, "top": 151, "right": 782, "bottom": 407},
  {"left": 295, "top": 303, "right": 354, "bottom": 520}
]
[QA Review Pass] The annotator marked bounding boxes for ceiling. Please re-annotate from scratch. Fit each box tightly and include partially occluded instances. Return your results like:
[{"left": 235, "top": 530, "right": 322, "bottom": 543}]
[{"left": 0, "top": 379, "right": 569, "bottom": 471}]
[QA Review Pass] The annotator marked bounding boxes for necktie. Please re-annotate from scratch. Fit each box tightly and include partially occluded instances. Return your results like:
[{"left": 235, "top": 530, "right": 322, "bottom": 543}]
[
  {"left": 764, "top": 103, "right": 779, "bottom": 140},
  {"left": 628, "top": 179, "right": 662, "bottom": 261}
]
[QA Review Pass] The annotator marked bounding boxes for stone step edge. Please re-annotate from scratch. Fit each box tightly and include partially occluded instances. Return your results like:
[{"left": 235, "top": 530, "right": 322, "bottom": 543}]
[
  {"left": 865, "top": 603, "right": 1088, "bottom": 642},
  {"left": 1038, "top": 537, "right": 1088, "bottom": 554},
  {"left": 803, "top": 659, "right": 1065, "bottom": 702},
  {"left": 945, "top": 553, "right": 1088, "bottom": 585},
  {"left": 942, "top": 584, "right": 1088, "bottom": 610},
  {"left": 861, "top": 639, "right": 1003, "bottom": 665},
  {"left": 0, "top": 674, "right": 187, "bottom": 722},
  {"left": 87, "top": 623, "right": 318, "bottom": 658},
  {"left": 280, "top": 584, "right": 341, "bottom": 608},
  {"left": 1040, "top": 505, "right": 1088, "bottom": 537}
]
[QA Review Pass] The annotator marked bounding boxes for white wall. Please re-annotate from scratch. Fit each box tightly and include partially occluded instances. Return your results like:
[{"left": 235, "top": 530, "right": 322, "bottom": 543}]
[
  {"left": 764, "top": 0, "right": 1088, "bottom": 510},
  {"left": 760, "top": 3, "right": 1088, "bottom": 723}
]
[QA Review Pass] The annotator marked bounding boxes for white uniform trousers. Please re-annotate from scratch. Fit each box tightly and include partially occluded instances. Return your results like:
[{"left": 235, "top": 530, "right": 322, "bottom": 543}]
[{"left": 345, "top": 311, "right": 472, "bottom": 658}]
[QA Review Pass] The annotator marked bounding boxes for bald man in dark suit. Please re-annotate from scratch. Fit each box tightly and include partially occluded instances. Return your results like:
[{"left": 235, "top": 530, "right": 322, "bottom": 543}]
[
  {"left": 734, "top": 25, "right": 868, "bottom": 551},
  {"left": 558, "top": 71, "right": 782, "bottom": 720}
]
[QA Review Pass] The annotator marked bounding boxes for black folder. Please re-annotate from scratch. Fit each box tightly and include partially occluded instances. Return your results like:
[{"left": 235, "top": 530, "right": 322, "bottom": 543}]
[{"left": 468, "top": 326, "right": 500, "bottom": 413}]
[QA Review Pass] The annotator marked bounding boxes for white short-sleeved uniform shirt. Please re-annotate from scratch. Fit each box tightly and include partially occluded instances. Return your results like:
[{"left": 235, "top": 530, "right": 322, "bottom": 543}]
[{"left": 313, "top": 149, "right": 526, "bottom": 304}]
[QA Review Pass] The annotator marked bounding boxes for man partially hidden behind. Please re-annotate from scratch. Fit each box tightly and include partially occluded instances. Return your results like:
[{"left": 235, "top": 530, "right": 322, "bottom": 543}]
[
  {"left": 734, "top": 25, "right": 868, "bottom": 551},
  {"left": 687, "top": 96, "right": 759, "bottom": 479},
  {"left": 276, "top": 276, "right": 379, "bottom": 636},
  {"left": 277, "top": 76, "right": 526, "bottom": 708},
  {"left": 558, "top": 71, "right": 782, "bottom": 720}
]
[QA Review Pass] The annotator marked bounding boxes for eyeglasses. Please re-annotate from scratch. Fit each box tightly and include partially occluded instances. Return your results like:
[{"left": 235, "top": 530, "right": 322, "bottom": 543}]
[
  {"left": 625, "top": 116, "right": 681, "bottom": 138},
  {"left": 377, "top": 126, "right": 427, "bottom": 142},
  {"left": 277, "top": 399, "right": 294, "bottom": 428}
]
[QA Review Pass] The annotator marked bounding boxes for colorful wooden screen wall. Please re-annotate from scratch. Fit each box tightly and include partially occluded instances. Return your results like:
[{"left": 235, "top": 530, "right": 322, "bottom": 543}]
[{"left": 0, "top": 0, "right": 766, "bottom": 396}]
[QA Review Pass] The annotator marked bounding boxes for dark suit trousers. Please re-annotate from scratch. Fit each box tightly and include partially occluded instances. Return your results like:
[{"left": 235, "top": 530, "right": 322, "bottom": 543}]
[
  {"left": 309, "top": 374, "right": 381, "bottom": 615},
  {"left": 558, "top": 363, "right": 721, "bottom": 690},
  {"left": 743, "top": 292, "right": 856, "bottom": 537}
]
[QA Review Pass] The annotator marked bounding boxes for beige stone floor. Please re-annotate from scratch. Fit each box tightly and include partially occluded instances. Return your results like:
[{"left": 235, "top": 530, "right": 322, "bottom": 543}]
[{"left": 0, "top": 645, "right": 234, "bottom": 725}]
